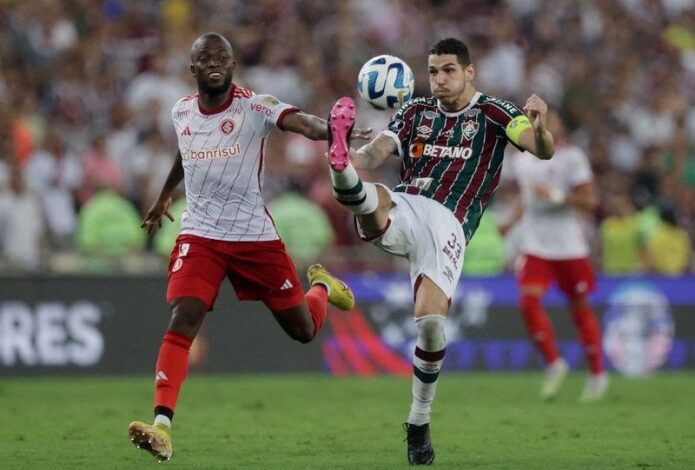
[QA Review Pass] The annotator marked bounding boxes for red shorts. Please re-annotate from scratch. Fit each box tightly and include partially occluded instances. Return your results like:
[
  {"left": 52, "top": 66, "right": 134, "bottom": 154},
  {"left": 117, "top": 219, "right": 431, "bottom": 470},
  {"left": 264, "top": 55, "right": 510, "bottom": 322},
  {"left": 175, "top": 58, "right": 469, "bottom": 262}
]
[
  {"left": 516, "top": 254, "right": 595, "bottom": 299},
  {"left": 166, "top": 234, "right": 305, "bottom": 311}
]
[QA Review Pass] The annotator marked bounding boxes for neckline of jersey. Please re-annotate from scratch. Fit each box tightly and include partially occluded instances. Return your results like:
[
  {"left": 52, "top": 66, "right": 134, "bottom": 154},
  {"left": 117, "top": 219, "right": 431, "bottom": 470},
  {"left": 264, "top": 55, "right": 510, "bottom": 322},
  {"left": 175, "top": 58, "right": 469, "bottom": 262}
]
[
  {"left": 437, "top": 91, "right": 482, "bottom": 117},
  {"left": 198, "top": 85, "right": 236, "bottom": 116}
]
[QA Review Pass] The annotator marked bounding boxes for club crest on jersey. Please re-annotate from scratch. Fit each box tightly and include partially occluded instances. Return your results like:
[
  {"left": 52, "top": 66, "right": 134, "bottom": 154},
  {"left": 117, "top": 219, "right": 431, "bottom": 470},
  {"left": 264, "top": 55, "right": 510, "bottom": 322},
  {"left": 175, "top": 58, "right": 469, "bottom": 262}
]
[
  {"left": 461, "top": 120, "right": 479, "bottom": 140},
  {"left": 416, "top": 125, "right": 432, "bottom": 139},
  {"left": 220, "top": 119, "right": 235, "bottom": 134}
]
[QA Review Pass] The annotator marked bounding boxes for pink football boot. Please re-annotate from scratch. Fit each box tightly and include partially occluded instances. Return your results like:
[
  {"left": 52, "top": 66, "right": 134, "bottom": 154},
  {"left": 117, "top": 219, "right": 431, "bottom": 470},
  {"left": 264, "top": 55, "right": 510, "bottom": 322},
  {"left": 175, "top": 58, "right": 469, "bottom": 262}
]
[{"left": 327, "top": 97, "right": 356, "bottom": 171}]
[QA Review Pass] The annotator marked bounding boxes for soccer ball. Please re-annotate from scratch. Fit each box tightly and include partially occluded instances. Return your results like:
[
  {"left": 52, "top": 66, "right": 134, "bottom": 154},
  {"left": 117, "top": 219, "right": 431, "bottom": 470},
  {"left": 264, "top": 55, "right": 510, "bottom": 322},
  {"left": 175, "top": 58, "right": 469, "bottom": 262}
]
[{"left": 357, "top": 55, "right": 415, "bottom": 110}]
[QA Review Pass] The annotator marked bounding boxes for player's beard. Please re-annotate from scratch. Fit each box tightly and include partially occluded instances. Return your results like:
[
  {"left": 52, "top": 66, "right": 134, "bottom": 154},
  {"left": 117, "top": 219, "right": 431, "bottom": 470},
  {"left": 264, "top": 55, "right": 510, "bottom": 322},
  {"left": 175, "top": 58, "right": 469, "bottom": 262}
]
[{"left": 198, "top": 74, "right": 232, "bottom": 96}]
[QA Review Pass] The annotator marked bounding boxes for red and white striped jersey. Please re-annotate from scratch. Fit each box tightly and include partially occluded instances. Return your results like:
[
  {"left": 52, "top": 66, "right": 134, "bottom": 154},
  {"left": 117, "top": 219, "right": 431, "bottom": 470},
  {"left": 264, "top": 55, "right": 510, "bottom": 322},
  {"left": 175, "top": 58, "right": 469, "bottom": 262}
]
[{"left": 171, "top": 85, "right": 299, "bottom": 241}]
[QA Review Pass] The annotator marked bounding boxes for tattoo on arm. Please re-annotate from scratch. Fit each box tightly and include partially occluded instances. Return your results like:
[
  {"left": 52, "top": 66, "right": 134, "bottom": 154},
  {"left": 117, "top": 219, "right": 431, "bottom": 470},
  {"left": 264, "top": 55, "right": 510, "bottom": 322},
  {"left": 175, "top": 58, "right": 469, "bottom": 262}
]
[{"left": 354, "top": 135, "right": 397, "bottom": 169}]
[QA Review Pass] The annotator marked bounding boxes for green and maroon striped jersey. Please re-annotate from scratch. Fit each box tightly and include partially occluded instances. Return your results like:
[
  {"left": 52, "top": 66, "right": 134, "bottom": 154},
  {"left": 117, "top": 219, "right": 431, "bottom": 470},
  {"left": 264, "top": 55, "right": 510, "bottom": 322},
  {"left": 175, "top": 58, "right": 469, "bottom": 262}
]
[{"left": 382, "top": 92, "right": 526, "bottom": 242}]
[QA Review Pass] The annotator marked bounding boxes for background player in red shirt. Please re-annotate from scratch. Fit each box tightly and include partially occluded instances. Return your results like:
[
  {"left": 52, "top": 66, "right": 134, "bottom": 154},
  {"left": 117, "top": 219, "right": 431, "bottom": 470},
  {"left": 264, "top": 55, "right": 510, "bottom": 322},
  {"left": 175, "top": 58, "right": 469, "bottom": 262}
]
[
  {"left": 326, "top": 38, "right": 554, "bottom": 465},
  {"left": 127, "top": 32, "right": 371, "bottom": 461}
]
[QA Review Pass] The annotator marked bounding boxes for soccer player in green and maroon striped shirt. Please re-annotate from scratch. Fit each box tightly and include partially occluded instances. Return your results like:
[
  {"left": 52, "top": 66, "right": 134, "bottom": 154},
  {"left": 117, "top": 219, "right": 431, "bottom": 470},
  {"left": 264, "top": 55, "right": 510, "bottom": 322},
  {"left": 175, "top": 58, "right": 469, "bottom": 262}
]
[{"left": 326, "top": 37, "right": 555, "bottom": 465}]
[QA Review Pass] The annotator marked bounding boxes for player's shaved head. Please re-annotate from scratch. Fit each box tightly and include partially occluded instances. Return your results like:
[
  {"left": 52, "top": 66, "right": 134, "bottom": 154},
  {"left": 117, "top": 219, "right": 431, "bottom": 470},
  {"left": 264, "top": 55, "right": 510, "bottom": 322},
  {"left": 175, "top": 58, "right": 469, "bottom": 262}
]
[{"left": 191, "top": 32, "right": 233, "bottom": 62}]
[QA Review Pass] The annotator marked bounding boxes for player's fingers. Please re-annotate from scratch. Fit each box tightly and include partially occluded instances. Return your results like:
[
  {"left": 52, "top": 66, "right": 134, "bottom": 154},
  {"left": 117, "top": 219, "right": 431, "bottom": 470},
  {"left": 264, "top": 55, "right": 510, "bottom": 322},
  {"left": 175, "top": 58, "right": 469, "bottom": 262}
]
[{"left": 164, "top": 211, "right": 174, "bottom": 222}]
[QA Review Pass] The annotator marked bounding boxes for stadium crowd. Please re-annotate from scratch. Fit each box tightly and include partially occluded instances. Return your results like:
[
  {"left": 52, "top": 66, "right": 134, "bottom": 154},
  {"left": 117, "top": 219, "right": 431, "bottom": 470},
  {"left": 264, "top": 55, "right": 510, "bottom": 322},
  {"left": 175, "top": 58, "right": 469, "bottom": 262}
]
[{"left": 0, "top": 0, "right": 693, "bottom": 275}]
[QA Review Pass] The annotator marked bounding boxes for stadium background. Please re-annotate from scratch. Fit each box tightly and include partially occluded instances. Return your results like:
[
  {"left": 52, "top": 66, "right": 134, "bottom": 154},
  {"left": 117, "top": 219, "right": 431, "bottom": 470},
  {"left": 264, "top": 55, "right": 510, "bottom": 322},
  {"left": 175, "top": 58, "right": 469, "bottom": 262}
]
[{"left": 1, "top": 0, "right": 692, "bottom": 375}]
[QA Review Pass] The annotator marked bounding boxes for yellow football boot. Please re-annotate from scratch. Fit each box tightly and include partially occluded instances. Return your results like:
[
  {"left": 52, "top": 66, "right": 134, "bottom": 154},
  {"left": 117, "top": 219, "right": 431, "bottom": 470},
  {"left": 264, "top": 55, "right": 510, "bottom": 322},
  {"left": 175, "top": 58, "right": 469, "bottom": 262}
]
[
  {"left": 307, "top": 264, "right": 355, "bottom": 311},
  {"left": 128, "top": 421, "right": 172, "bottom": 461}
]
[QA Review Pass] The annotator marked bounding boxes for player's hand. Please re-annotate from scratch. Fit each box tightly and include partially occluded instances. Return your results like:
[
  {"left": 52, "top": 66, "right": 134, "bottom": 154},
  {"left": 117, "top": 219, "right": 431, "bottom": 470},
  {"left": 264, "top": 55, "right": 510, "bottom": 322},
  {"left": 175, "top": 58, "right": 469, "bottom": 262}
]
[
  {"left": 351, "top": 126, "right": 373, "bottom": 140},
  {"left": 141, "top": 196, "right": 174, "bottom": 235},
  {"left": 523, "top": 94, "right": 548, "bottom": 131}
]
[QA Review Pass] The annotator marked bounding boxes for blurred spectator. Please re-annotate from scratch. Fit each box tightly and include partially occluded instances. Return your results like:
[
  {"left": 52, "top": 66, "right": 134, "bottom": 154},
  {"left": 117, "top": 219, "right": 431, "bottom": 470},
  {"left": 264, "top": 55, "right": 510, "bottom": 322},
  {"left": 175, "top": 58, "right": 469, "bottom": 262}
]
[
  {"left": 644, "top": 203, "right": 691, "bottom": 276},
  {"left": 462, "top": 213, "right": 506, "bottom": 277},
  {"left": 25, "top": 130, "right": 82, "bottom": 248},
  {"left": 76, "top": 189, "right": 146, "bottom": 258},
  {"left": 599, "top": 187, "right": 643, "bottom": 275},
  {"left": 78, "top": 134, "right": 124, "bottom": 205},
  {"left": 0, "top": 0, "right": 691, "bottom": 273},
  {"left": 268, "top": 189, "right": 335, "bottom": 269},
  {"left": 0, "top": 165, "right": 45, "bottom": 271}
]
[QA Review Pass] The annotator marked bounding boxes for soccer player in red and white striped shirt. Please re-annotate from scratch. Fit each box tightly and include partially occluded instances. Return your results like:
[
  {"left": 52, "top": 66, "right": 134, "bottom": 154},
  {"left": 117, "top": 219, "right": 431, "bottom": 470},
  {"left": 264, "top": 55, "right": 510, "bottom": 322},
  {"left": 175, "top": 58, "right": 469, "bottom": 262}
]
[{"left": 127, "top": 32, "right": 371, "bottom": 461}]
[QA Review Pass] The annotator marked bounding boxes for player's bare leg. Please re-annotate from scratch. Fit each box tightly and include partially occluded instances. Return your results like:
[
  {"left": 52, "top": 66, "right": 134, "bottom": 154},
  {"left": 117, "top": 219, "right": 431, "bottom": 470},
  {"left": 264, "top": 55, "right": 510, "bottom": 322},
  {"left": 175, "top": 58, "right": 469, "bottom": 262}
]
[
  {"left": 404, "top": 277, "right": 450, "bottom": 465},
  {"left": 270, "top": 266, "right": 355, "bottom": 343}
]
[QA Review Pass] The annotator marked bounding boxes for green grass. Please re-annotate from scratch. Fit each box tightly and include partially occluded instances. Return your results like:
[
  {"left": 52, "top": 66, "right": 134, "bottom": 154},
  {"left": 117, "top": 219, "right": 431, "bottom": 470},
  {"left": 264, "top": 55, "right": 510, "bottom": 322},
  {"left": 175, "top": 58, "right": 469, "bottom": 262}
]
[{"left": 1, "top": 373, "right": 694, "bottom": 469}]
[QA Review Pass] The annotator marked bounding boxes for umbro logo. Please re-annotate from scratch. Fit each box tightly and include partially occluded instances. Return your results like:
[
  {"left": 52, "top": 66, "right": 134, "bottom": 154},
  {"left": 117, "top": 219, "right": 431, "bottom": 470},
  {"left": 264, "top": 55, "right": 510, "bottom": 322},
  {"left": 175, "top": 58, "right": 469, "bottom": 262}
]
[
  {"left": 280, "top": 279, "right": 294, "bottom": 290},
  {"left": 156, "top": 371, "right": 169, "bottom": 381},
  {"left": 181, "top": 126, "right": 191, "bottom": 136}
]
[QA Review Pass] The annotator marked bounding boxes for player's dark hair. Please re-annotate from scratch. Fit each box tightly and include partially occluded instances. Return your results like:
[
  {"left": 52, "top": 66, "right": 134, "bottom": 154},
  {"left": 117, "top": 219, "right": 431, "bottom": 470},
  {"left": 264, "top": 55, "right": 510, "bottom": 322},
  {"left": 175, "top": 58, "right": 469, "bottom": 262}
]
[{"left": 429, "top": 38, "right": 471, "bottom": 66}]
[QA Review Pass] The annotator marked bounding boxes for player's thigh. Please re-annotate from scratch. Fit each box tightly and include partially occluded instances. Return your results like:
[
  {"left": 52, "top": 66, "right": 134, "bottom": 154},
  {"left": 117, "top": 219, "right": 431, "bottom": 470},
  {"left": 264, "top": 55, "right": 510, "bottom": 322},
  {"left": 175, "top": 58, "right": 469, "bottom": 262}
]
[
  {"left": 226, "top": 239, "right": 305, "bottom": 310},
  {"left": 166, "top": 235, "right": 228, "bottom": 310},
  {"left": 408, "top": 196, "right": 465, "bottom": 304},
  {"left": 516, "top": 254, "right": 553, "bottom": 296},
  {"left": 554, "top": 257, "right": 596, "bottom": 299}
]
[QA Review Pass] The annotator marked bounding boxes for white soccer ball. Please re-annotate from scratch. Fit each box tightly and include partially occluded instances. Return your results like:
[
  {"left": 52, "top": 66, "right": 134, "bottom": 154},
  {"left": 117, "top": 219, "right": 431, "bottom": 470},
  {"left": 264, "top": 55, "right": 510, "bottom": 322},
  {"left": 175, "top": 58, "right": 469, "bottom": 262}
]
[{"left": 357, "top": 55, "right": 415, "bottom": 110}]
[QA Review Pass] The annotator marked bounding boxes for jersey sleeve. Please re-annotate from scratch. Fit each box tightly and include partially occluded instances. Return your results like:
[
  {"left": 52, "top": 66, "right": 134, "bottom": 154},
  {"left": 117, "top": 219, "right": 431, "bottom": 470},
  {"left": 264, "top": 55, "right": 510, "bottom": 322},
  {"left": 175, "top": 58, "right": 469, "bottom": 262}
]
[
  {"left": 484, "top": 97, "right": 531, "bottom": 151},
  {"left": 380, "top": 102, "right": 416, "bottom": 158},
  {"left": 248, "top": 94, "right": 300, "bottom": 136},
  {"left": 170, "top": 96, "right": 191, "bottom": 134}
]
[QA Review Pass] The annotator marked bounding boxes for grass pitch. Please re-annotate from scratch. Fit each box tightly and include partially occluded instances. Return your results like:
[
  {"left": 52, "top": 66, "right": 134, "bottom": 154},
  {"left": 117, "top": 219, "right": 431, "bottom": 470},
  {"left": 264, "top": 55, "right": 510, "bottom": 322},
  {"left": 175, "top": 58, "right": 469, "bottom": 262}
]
[{"left": 0, "top": 372, "right": 693, "bottom": 469}]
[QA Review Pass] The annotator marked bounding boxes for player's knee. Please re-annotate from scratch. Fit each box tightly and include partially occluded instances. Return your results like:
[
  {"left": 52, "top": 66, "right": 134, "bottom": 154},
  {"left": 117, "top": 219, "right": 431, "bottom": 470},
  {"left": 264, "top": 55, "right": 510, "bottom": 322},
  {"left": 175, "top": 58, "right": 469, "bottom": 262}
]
[
  {"left": 169, "top": 298, "right": 207, "bottom": 336},
  {"left": 415, "top": 315, "right": 446, "bottom": 351},
  {"left": 289, "top": 325, "right": 314, "bottom": 344}
]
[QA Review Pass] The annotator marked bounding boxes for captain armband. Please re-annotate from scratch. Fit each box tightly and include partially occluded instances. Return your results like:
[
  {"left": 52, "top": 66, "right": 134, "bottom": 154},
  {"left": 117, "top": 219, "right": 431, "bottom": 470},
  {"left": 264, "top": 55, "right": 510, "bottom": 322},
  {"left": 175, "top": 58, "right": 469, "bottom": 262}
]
[{"left": 505, "top": 115, "right": 533, "bottom": 146}]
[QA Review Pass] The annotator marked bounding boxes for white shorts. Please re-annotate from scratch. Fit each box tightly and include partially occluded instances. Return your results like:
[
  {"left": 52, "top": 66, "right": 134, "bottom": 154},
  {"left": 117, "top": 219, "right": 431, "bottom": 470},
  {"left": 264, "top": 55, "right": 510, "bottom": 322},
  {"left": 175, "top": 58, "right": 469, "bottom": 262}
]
[{"left": 356, "top": 188, "right": 465, "bottom": 299}]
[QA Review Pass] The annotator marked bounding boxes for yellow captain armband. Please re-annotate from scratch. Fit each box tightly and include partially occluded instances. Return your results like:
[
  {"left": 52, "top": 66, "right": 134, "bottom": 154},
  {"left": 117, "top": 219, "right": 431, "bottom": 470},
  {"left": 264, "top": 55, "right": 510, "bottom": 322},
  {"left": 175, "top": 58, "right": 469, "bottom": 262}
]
[{"left": 505, "top": 115, "right": 533, "bottom": 146}]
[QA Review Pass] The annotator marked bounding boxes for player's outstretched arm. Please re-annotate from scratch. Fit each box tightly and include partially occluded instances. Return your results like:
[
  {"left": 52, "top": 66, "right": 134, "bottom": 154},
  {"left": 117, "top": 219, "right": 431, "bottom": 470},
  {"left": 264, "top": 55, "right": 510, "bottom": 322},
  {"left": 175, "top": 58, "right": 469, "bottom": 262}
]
[
  {"left": 518, "top": 94, "right": 555, "bottom": 160},
  {"left": 141, "top": 151, "right": 183, "bottom": 235},
  {"left": 281, "top": 112, "right": 372, "bottom": 141},
  {"left": 351, "top": 134, "right": 397, "bottom": 170}
]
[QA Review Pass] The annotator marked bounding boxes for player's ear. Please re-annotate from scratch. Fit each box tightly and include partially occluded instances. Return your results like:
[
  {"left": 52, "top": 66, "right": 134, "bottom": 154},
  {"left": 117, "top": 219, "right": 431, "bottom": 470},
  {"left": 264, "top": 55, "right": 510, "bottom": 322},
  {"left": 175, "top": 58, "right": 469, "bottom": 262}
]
[
  {"left": 230, "top": 60, "right": 237, "bottom": 73},
  {"left": 465, "top": 63, "right": 475, "bottom": 81},
  {"left": 190, "top": 64, "right": 195, "bottom": 76}
]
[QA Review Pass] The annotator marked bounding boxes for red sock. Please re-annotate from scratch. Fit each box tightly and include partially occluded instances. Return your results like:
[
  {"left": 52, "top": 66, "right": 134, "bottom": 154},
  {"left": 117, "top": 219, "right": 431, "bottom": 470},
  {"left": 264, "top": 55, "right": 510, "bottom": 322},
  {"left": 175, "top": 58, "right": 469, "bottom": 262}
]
[
  {"left": 305, "top": 285, "right": 328, "bottom": 337},
  {"left": 571, "top": 305, "right": 603, "bottom": 374},
  {"left": 154, "top": 331, "right": 193, "bottom": 413},
  {"left": 520, "top": 294, "right": 559, "bottom": 365}
]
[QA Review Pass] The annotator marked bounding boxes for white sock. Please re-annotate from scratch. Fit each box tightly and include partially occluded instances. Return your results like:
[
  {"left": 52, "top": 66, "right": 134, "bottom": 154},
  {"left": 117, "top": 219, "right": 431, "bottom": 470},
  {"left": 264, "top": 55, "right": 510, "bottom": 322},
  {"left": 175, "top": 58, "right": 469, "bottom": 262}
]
[
  {"left": 330, "top": 163, "right": 378, "bottom": 215},
  {"left": 407, "top": 314, "right": 446, "bottom": 425},
  {"left": 154, "top": 414, "right": 171, "bottom": 428}
]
